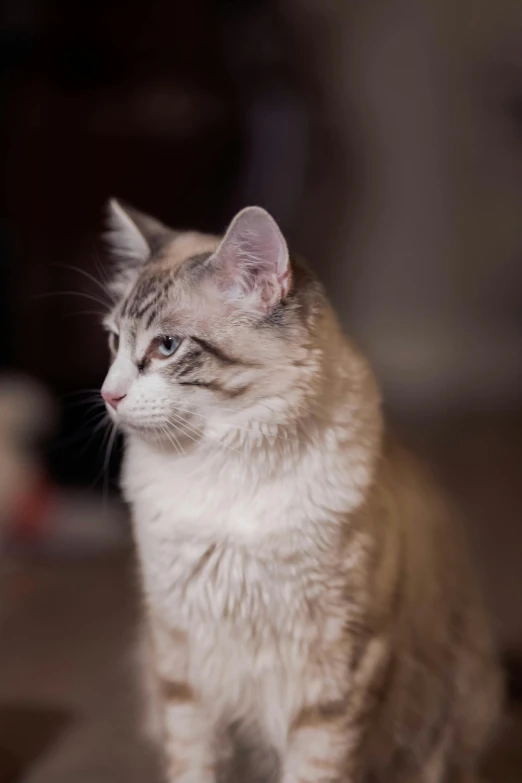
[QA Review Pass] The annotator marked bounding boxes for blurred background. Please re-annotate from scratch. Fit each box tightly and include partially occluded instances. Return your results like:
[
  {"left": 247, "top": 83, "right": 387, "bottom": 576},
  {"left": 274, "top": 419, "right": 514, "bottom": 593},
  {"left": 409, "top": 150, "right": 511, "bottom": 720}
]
[{"left": 0, "top": 1, "right": 521, "bottom": 781}]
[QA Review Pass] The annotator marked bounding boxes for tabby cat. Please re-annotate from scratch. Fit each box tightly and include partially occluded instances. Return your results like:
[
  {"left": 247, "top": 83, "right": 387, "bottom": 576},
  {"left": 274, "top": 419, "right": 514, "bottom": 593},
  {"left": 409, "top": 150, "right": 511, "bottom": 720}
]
[{"left": 101, "top": 201, "right": 501, "bottom": 783}]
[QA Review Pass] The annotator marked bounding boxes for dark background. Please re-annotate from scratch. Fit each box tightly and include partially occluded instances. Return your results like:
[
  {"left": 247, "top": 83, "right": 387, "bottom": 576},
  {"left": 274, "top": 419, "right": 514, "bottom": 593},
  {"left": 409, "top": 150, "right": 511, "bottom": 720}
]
[{"left": 1, "top": 0, "right": 356, "bottom": 487}]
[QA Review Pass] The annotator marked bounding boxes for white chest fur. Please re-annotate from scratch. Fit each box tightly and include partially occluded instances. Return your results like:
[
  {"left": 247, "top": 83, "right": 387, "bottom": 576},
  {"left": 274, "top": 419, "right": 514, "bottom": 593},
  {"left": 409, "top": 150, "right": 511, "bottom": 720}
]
[
  {"left": 124, "top": 439, "right": 325, "bottom": 626},
  {"left": 122, "top": 436, "right": 366, "bottom": 730}
]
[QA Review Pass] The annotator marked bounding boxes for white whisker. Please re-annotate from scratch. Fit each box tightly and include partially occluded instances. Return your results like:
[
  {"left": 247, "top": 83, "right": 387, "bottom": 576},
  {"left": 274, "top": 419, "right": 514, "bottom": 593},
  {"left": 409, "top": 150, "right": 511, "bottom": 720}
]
[
  {"left": 78, "top": 413, "right": 111, "bottom": 456},
  {"left": 55, "top": 263, "right": 114, "bottom": 303},
  {"left": 62, "top": 388, "right": 103, "bottom": 399},
  {"left": 35, "top": 290, "right": 112, "bottom": 309},
  {"left": 166, "top": 414, "right": 202, "bottom": 447},
  {"left": 169, "top": 403, "right": 291, "bottom": 442},
  {"left": 166, "top": 412, "right": 244, "bottom": 457},
  {"left": 158, "top": 420, "right": 183, "bottom": 456},
  {"left": 65, "top": 310, "right": 107, "bottom": 319},
  {"left": 102, "top": 422, "right": 119, "bottom": 504}
]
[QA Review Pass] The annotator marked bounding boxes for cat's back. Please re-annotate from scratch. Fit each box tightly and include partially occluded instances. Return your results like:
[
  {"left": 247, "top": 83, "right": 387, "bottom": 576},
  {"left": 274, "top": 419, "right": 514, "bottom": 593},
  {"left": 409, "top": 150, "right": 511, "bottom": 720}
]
[{"left": 363, "top": 434, "right": 502, "bottom": 777}]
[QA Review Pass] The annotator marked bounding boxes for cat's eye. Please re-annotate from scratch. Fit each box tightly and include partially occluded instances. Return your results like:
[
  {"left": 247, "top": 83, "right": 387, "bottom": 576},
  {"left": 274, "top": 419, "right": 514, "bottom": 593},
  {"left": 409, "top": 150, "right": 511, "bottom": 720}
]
[
  {"left": 109, "top": 332, "right": 119, "bottom": 353},
  {"left": 157, "top": 335, "right": 180, "bottom": 358}
]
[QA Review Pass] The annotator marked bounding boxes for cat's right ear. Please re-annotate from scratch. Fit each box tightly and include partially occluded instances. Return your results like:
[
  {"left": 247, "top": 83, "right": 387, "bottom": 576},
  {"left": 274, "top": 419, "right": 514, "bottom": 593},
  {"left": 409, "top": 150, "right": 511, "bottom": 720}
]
[{"left": 104, "top": 199, "right": 172, "bottom": 298}]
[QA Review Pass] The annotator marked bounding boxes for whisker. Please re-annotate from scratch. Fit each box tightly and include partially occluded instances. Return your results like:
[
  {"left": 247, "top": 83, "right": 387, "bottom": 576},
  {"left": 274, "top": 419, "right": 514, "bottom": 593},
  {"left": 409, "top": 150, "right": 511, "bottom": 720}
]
[
  {"left": 62, "top": 388, "right": 100, "bottom": 399},
  {"left": 78, "top": 414, "right": 111, "bottom": 456},
  {"left": 92, "top": 249, "right": 112, "bottom": 287},
  {"left": 61, "top": 388, "right": 102, "bottom": 399},
  {"left": 166, "top": 412, "right": 242, "bottom": 457},
  {"left": 65, "top": 399, "right": 105, "bottom": 412},
  {"left": 47, "top": 409, "right": 108, "bottom": 452},
  {"left": 64, "top": 310, "right": 107, "bottom": 319},
  {"left": 158, "top": 421, "right": 183, "bottom": 456},
  {"left": 156, "top": 419, "right": 183, "bottom": 456},
  {"left": 82, "top": 408, "right": 110, "bottom": 429},
  {"left": 34, "top": 290, "right": 111, "bottom": 308},
  {"left": 169, "top": 403, "right": 290, "bottom": 442},
  {"left": 90, "top": 419, "right": 117, "bottom": 490},
  {"left": 102, "top": 422, "right": 119, "bottom": 504},
  {"left": 166, "top": 413, "right": 202, "bottom": 446},
  {"left": 53, "top": 263, "right": 114, "bottom": 302},
  {"left": 166, "top": 410, "right": 204, "bottom": 441},
  {"left": 63, "top": 398, "right": 105, "bottom": 413}
]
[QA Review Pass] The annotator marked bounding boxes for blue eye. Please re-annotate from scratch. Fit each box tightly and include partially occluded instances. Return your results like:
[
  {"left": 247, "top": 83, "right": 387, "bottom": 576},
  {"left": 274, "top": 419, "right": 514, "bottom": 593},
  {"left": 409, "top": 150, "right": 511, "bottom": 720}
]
[
  {"left": 158, "top": 335, "right": 180, "bottom": 357},
  {"left": 109, "top": 332, "right": 120, "bottom": 353}
]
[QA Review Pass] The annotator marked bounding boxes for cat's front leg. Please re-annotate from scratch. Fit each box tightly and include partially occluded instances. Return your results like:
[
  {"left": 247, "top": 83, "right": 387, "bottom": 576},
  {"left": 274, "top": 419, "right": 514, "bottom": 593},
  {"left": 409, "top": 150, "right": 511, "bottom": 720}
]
[
  {"left": 150, "top": 622, "right": 217, "bottom": 783},
  {"left": 160, "top": 682, "right": 216, "bottom": 783},
  {"left": 282, "top": 704, "right": 358, "bottom": 783},
  {"left": 282, "top": 636, "right": 388, "bottom": 783}
]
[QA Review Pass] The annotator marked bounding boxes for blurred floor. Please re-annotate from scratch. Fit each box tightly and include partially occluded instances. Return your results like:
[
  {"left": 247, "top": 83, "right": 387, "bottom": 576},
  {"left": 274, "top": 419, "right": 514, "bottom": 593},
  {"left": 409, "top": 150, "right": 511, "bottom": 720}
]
[
  {"left": 0, "top": 553, "right": 161, "bottom": 783},
  {"left": 0, "top": 414, "right": 521, "bottom": 783}
]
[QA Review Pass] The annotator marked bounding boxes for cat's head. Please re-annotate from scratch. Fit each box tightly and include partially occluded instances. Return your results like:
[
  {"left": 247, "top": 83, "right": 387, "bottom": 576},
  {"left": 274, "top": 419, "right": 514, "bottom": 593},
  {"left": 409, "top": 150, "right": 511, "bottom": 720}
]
[{"left": 101, "top": 201, "right": 327, "bottom": 446}]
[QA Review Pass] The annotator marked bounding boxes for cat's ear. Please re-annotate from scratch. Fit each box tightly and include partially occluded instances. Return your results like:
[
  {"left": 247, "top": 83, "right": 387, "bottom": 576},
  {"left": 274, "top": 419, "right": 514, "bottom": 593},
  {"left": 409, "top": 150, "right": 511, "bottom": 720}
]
[
  {"left": 104, "top": 199, "right": 173, "bottom": 298},
  {"left": 105, "top": 199, "right": 172, "bottom": 263},
  {"left": 212, "top": 207, "right": 291, "bottom": 313}
]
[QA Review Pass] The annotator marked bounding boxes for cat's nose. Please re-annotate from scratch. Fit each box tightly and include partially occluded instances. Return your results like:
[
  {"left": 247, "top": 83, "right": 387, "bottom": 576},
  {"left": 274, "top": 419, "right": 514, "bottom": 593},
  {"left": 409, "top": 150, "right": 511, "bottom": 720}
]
[{"left": 102, "top": 390, "right": 126, "bottom": 410}]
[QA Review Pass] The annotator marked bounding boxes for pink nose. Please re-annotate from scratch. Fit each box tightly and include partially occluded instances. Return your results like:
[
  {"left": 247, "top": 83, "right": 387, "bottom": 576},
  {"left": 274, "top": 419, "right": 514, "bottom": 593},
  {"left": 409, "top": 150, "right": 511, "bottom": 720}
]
[{"left": 102, "top": 390, "right": 126, "bottom": 410}]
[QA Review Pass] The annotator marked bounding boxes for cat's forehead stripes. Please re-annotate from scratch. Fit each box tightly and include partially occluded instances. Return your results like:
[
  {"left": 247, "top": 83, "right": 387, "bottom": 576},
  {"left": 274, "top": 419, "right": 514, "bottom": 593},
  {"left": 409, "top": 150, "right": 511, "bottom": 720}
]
[
  {"left": 119, "top": 233, "right": 219, "bottom": 327},
  {"left": 121, "top": 269, "right": 173, "bottom": 321}
]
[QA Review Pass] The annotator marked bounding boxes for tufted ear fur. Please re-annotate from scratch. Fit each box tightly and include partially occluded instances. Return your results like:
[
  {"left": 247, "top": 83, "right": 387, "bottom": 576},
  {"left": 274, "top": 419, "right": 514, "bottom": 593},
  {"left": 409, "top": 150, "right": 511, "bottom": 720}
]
[
  {"left": 211, "top": 207, "right": 291, "bottom": 314},
  {"left": 104, "top": 199, "right": 173, "bottom": 297}
]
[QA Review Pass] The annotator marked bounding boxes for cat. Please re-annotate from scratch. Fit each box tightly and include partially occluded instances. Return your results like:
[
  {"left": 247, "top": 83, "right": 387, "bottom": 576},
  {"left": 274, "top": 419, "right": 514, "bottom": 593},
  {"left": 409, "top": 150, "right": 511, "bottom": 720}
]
[{"left": 100, "top": 200, "right": 502, "bottom": 783}]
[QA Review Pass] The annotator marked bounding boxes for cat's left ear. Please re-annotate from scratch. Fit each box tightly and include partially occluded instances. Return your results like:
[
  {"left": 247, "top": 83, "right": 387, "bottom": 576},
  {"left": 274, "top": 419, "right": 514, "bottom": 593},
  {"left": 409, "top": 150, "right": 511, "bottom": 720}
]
[
  {"left": 105, "top": 199, "right": 172, "bottom": 263},
  {"left": 212, "top": 207, "right": 291, "bottom": 313}
]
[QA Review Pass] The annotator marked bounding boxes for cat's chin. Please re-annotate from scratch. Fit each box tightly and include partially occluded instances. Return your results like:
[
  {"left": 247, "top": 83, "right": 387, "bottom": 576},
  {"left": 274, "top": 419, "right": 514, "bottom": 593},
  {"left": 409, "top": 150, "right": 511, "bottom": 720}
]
[
  {"left": 116, "top": 419, "right": 161, "bottom": 437},
  {"left": 119, "top": 418, "right": 202, "bottom": 449}
]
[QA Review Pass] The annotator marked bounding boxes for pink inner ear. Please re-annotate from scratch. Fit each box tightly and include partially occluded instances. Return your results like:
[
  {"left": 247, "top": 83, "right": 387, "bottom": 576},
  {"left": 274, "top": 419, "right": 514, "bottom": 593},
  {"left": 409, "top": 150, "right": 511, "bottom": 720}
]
[{"left": 214, "top": 207, "right": 290, "bottom": 310}]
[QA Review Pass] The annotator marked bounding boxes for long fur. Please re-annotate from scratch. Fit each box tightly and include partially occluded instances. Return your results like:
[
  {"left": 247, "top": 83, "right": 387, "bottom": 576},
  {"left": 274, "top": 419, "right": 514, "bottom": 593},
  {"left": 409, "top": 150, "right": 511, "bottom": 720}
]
[{"left": 101, "top": 204, "right": 502, "bottom": 783}]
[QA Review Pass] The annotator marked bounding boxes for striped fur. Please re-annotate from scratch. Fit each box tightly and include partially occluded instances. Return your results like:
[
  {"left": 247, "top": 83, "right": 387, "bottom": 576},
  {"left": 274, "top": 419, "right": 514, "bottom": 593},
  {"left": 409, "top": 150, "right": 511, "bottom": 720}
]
[{"left": 102, "top": 204, "right": 501, "bottom": 783}]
